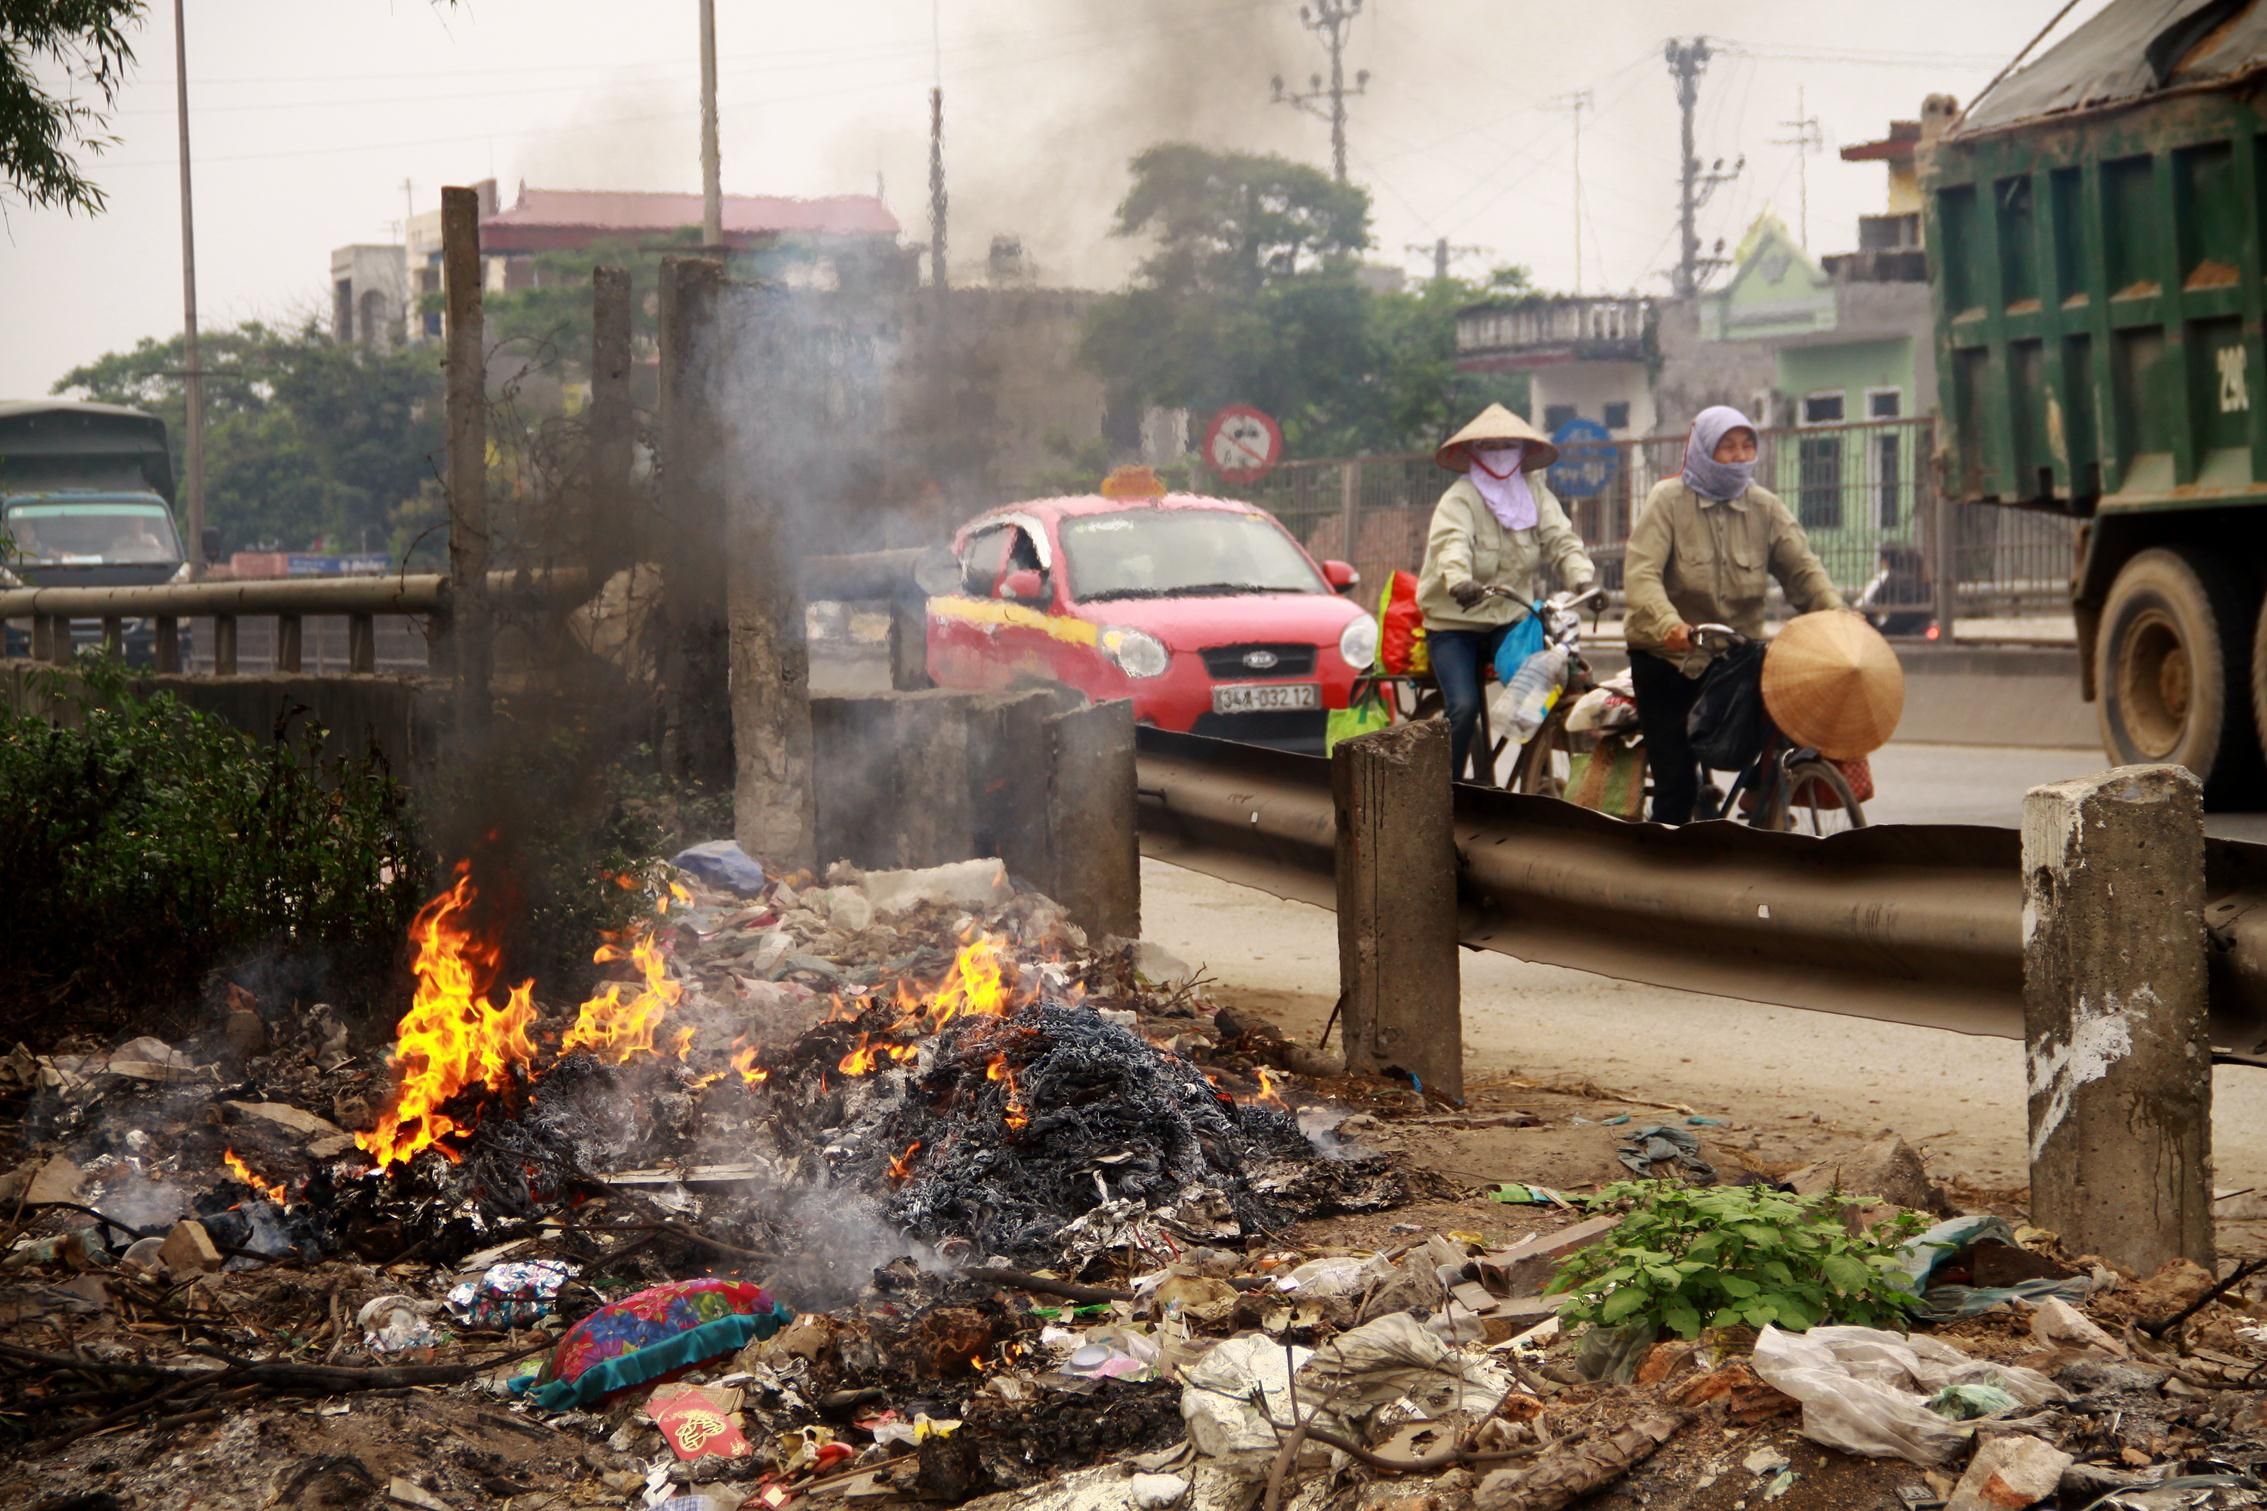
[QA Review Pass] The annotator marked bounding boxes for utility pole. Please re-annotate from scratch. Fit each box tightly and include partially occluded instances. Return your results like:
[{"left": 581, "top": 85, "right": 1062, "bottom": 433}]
[
  {"left": 172, "top": 0, "right": 205, "bottom": 578},
  {"left": 1773, "top": 87, "right": 1824, "bottom": 249},
  {"left": 699, "top": 0, "right": 722, "bottom": 250},
  {"left": 1553, "top": 90, "right": 1595, "bottom": 293},
  {"left": 927, "top": 89, "right": 947, "bottom": 290},
  {"left": 1405, "top": 237, "right": 1485, "bottom": 284},
  {"left": 1271, "top": 0, "right": 1370, "bottom": 183},
  {"left": 1665, "top": 37, "right": 1742, "bottom": 297}
]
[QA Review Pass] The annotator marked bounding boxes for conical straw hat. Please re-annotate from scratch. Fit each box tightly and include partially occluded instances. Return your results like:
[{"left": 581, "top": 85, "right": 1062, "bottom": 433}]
[
  {"left": 1762, "top": 611, "right": 1905, "bottom": 759},
  {"left": 1435, "top": 403, "right": 1559, "bottom": 472}
]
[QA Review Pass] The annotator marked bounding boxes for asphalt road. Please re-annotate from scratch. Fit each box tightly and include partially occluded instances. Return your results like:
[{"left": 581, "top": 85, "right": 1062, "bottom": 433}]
[{"left": 1139, "top": 741, "right": 2267, "bottom": 1241}]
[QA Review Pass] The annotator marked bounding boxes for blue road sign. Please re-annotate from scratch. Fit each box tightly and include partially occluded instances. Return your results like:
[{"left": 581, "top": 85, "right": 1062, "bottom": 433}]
[{"left": 1548, "top": 416, "right": 1618, "bottom": 500}]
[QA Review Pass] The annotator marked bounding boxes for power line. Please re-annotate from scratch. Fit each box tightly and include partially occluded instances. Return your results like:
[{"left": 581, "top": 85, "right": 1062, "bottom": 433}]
[{"left": 1771, "top": 86, "right": 1822, "bottom": 249}]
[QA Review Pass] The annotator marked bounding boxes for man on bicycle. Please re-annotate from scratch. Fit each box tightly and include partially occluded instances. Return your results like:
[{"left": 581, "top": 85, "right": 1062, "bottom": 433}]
[{"left": 1623, "top": 405, "right": 1845, "bottom": 824}]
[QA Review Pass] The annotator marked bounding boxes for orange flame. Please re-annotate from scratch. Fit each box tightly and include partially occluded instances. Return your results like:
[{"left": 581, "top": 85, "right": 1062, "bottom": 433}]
[
  {"left": 560, "top": 929, "right": 684, "bottom": 1063},
  {"left": 223, "top": 1148, "right": 288, "bottom": 1204},
  {"left": 987, "top": 1052, "right": 1030, "bottom": 1132},
  {"left": 926, "top": 936, "right": 1013, "bottom": 1031},
  {"left": 731, "top": 1044, "right": 769, "bottom": 1085},
  {"left": 887, "top": 1140, "right": 922, "bottom": 1183},
  {"left": 838, "top": 1033, "right": 920, "bottom": 1076},
  {"left": 669, "top": 881, "right": 693, "bottom": 906},
  {"left": 671, "top": 1025, "right": 697, "bottom": 1060},
  {"left": 1255, "top": 1066, "right": 1289, "bottom": 1111},
  {"left": 357, "top": 867, "right": 539, "bottom": 1170}
]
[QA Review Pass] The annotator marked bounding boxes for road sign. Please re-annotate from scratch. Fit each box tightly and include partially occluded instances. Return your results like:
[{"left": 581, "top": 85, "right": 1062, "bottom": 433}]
[
  {"left": 1548, "top": 416, "right": 1618, "bottom": 500},
  {"left": 1203, "top": 405, "right": 1284, "bottom": 486}
]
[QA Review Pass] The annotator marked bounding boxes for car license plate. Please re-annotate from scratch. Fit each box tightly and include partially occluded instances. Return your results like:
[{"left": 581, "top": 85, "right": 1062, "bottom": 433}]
[{"left": 1211, "top": 682, "right": 1320, "bottom": 715}]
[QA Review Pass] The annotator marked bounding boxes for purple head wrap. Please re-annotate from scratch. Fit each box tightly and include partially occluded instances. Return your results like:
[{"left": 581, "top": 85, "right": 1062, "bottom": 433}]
[{"left": 1681, "top": 406, "right": 1758, "bottom": 502}]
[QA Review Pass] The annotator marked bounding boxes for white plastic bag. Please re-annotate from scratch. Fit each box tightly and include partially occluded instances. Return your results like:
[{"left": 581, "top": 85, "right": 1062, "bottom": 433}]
[
  {"left": 1750, "top": 1325, "right": 2064, "bottom": 1466},
  {"left": 1495, "top": 644, "right": 1570, "bottom": 744}
]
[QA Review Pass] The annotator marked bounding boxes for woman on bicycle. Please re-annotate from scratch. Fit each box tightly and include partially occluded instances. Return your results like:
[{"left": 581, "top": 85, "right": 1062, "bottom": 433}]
[
  {"left": 1417, "top": 404, "right": 1597, "bottom": 781},
  {"left": 1624, "top": 405, "right": 1845, "bottom": 823}
]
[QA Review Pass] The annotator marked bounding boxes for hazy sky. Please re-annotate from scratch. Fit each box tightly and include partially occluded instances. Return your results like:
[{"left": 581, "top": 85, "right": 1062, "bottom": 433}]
[{"left": 2, "top": 0, "right": 2114, "bottom": 399}]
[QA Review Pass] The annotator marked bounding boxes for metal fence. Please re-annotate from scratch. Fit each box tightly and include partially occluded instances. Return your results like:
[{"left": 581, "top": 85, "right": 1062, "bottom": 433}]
[{"left": 1223, "top": 417, "right": 2078, "bottom": 632}]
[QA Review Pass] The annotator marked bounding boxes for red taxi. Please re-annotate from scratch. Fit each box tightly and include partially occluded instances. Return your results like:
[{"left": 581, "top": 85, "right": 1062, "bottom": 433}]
[{"left": 925, "top": 473, "right": 1377, "bottom": 753}]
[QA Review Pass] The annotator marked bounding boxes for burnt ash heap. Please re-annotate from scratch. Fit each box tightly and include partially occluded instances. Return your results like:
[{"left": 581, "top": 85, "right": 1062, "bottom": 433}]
[{"left": 871, "top": 997, "right": 1320, "bottom": 1259}]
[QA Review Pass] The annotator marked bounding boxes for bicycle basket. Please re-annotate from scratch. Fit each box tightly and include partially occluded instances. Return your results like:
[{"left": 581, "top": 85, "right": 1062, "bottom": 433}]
[{"left": 1686, "top": 642, "right": 1769, "bottom": 771}]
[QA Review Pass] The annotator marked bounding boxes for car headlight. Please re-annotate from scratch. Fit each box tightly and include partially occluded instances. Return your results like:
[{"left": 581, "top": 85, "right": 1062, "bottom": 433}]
[
  {"left": 1101, "top": 626, "right": 1170, "bottom": 679},
  {"left": 1338, "top": 613, "right": 1378, "bottom": 671}
]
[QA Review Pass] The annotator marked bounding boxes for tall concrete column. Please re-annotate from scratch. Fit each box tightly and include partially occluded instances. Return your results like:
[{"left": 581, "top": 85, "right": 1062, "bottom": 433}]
[
  {"left": 723, "top": 288, "right": 816, "bottom": 872},
  {"left": 2022, "top": 764, "right": 2213, "bottom": 1273},
  {"left": 1333, "top": 719, "right": 1463, "bottom": 1101},
  {"left": 656, "top": 256, "right": 733, "bottom": 791},
  {"left": 588, "top": 265, "right": 633, "bottom": 584}
]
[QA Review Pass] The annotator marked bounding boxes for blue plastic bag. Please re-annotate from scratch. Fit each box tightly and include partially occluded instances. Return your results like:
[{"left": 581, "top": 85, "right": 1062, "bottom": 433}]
[
  {"left": 1491, "top": 604, "right": 1545, "bottom": 684},
  {"left": 670, "top": 840, "right": 767, "bottom": 896}
]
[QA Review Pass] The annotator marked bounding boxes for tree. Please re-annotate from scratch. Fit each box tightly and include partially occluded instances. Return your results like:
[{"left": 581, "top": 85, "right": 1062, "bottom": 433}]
[
  {"left": 3, "top": 1, "right": 144, "bottom": 214},
  {"left": 1112, "top": 143, "right": 1370, "bottom": 296},
  {"left": 52, "top": 320, "right": 445, "bottom": 553},
  {"left": 1078, "top": 143, "right": 1532, "bottom": 463}
]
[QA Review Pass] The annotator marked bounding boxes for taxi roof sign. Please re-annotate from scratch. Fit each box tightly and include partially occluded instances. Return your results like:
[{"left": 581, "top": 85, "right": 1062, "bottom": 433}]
[{"left": 1099, "top": 464, "right": 1166, "bottom": 499}]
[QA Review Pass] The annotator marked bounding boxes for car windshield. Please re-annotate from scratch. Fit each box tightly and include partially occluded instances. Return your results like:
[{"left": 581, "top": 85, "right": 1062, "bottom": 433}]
[
  {"left": 5, "top": 498, "right": 183, "bottom": 565},
  {"left": 1061, "top": 509, "right": 1322, "bottom": 602}
]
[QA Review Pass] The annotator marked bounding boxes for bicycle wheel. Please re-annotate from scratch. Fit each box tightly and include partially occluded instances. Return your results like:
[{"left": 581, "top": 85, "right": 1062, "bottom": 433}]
[
  {"left": 1511, "top": 705, "right": 1578, "bottom": 797},
  {"left": 1769, "top": 758, "right": 1868, "bottom": 835}
]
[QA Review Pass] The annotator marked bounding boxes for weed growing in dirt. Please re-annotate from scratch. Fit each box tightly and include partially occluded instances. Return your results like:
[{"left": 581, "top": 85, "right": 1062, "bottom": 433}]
[
  {"left": 1546, "top": 1181, "right": 1926, "bottom": 1339},
  {"left": 0, "top": 659, "right": 425, "bottom": 1042}
]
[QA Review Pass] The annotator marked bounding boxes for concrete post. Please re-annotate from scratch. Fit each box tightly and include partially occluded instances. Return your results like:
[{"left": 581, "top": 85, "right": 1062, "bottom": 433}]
[
  {"left": 588, "top": 266, "right": 634, "bottom": 586},
  {"left": 442, "top": 185, "right": 490, "bottom": 737},
  {"left": 656, "top": 256, "right": 734, "bottom": 792},
  {"left": 1044, "top": 697, "right": 1141, "bottom": 940},
  {"left": 1333, "top": 718, "right": 1462, "bottom": 1101},
  {"left": 720, "top": 285, "right": 818, "bottom": 871},
  {"left": 1929, "top": 490, "right": 1959, "bottom": 645},
  {"left": 2022, "top": 764, "right": 2213, "bottom": 1273}
]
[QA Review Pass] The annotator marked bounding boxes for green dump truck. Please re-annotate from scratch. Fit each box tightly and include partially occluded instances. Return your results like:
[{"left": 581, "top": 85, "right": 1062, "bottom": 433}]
[{"left": 1927, "top": 0, "right": 2267, "bottom": 803}]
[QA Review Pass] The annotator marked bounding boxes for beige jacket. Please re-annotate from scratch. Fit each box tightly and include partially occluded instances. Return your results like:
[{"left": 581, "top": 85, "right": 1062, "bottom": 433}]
[
  {"left": 1416, "top": 477, "right": 1596, "bottom": 632},
  {"left": 1623, "top": 478, "right": 1846, "bottom": 672}
]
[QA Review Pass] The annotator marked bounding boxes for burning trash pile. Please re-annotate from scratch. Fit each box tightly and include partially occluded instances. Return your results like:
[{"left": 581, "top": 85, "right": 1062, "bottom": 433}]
[{"left": 12, "top": 849, "right": 2267, "bottom": 1511}]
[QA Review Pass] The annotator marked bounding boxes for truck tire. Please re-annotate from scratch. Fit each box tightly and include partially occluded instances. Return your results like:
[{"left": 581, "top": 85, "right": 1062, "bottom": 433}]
[
  {"left": 2094, "top": 547, "right": 2259, "bottom": 804},
  {"left": 2254, "top": 591, "right": 2267, "bottom": 775}
]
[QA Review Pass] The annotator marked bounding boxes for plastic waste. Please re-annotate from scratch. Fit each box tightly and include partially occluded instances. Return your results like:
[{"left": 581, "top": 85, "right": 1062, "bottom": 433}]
[
  {"left": 1898, "top": 1214, "right": 2096, "bottom": 1320},
  {"left": 669, "top": 839, "right": 767, "bottom": 896},
  {"left": 1926, "top": 1382, "right": 2019, "bottom": 1419},
  {"left": 1497, "top": 644, "right": 1570, "bottom": 743},
  {"left": 1750, "top": 1324, "right": 2064, "bottom": 1466},
  {"left": 359, "top": 1294, "right": 442, "bottom": 1357},
  {"left": 447, "top": 1259, "right": 574, "bottom": 1331},
  {"left": 1181, "top": 1333, "right": 1316, "bottom": 1459}
]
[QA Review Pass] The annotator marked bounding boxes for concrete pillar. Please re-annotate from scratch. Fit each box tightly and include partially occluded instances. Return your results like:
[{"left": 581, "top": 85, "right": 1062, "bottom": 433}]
[
  {"left": 588, "top": 265, "right": 634, "bottom": 585},
  {"left": 656, "top": 256, "right": 734, "bottom": 792},
  {"left": 2022, "top": 764, "right": 2212, "bottom": 1273},
  {"left": 1044, "top": 697, "right": 1140, "bottom": 941},
  {"left": 1333, "top": 719, "right": 1462, "bottom": 1101},
  {"left": 441, "top": 185, "right": 490, "bottom": 737}
]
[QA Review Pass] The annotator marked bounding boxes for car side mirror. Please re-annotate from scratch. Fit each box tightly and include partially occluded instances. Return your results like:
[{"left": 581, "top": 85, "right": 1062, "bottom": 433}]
[
  {"left": 998, "top": 567, "right": 1046, "bottom": 602},
  {"left": 1322, "top": 559, "right": 1359, "bottom": 593}
]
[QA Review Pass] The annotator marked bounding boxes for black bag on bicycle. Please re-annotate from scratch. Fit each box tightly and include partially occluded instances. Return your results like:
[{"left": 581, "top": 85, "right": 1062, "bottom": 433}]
[{"left": 1686, "top": 641, "right": 1769, "bottom": 771}]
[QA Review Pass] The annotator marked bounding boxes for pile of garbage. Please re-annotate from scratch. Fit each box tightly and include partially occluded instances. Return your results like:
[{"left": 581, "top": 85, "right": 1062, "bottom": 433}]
[{"left": 6, "top": 847, "right": 2267, "bottom": 1510}]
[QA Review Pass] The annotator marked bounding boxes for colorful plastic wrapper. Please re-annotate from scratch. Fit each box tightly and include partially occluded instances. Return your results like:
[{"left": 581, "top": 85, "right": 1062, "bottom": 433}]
[
  {"left": 447, "top": 1259, "right": 573, "bottom": 1331},
  {"left": 528, "top": 1277, "right": 790, "bottom": 1411}
]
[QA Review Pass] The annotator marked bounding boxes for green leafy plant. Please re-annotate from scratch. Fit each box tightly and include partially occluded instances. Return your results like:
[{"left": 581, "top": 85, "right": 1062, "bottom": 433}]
[
  {"left": 0, "top": 656, "right": 427, "bottom": 1042},
  {"left": 1545, "top": 1181, "right": 1927, "bottom": 1340}
]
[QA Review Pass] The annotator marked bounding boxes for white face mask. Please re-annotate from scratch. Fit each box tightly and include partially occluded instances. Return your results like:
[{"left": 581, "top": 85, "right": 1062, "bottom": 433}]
[{"left": 1471, "top": 443, "right": 1524, "bottom": 479}]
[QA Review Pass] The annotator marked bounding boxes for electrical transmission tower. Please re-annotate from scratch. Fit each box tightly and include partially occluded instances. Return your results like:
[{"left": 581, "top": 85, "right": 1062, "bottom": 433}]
[
  {"left": 1773, "top": 87, "right": 1823, "bottom": 249},
  {"left": 1664, "top": 37, "right": 1743, "bottom": 296},
  {"left": 1271, "top": 0, "right": 1369, "bottom": 183}
]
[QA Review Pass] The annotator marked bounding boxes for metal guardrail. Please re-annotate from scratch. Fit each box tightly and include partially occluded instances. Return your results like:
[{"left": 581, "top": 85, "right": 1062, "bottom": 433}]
[
  {"left": 1133, "top": 726, "right": 2267, "bottom": 1056},
  {"left": 0, "top": 567, "right": 589, "bottom": 676}
]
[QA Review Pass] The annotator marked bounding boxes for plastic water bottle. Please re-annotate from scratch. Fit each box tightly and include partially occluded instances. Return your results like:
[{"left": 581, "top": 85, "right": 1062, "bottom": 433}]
[{"left": 1500, "top": 644, "right": 1569, "bottom": 743}]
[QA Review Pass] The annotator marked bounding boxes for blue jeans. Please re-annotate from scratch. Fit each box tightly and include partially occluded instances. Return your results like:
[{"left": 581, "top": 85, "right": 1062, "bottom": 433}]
[{"left": 1429, "top": 624, "right": 1510, "bottom": 781}]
